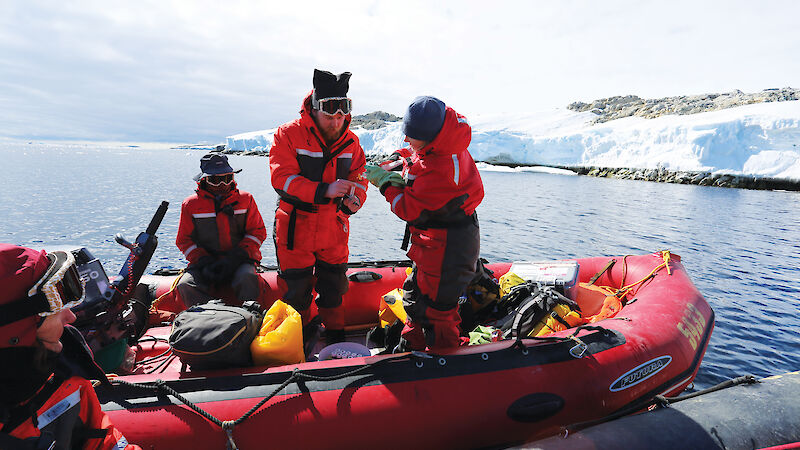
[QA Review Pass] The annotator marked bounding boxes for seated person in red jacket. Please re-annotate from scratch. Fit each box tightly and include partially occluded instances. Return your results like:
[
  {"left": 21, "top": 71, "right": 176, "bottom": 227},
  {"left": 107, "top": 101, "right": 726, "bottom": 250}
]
[
  {"left": 365, "top": 96, "right": 485, "bottom": 353},
  {"left": 0, "top": 244, "right": 140, "bottom": 449},
  {"left": 176, "top": 153, "right": 267, "bottom": 306}
]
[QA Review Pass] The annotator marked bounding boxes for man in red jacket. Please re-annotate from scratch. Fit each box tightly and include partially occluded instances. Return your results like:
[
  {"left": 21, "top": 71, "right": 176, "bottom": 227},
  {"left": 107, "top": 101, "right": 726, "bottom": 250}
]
[
  {"left": 0, "top": 244, "right": 140, "bottom": 449},
  {"left": 365, "top": 96, "right": 484, "bottom": 353},
  {"left": 176, "top": 153, "right": 267, "bottom": 306},
  {"left": 269, "top": 69, "right": 368, "bottom": 346}
]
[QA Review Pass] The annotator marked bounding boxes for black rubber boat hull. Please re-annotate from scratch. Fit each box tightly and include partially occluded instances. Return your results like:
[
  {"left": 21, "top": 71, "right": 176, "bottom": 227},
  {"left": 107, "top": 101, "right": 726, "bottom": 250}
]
[{"left": 526, "top": 371, "right": 800, "bottom": 449}]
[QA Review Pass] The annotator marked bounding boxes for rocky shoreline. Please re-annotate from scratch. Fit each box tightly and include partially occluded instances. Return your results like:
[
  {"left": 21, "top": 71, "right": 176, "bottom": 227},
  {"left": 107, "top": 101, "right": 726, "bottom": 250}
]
[
  {"left": 558, "top": 165, "right": 800, "bottom": 191},
  {"left": 206, "top": 147, "right": 800, "bottom": 191}
]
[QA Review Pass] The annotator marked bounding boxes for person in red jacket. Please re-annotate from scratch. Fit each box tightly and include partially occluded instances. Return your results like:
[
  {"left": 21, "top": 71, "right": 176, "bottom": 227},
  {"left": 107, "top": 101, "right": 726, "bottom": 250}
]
[
  {"left": 365, "top": 96, "right": 484, "bottom": 353},
  {"left": 269, "top": 69, "right": 368, "bottom": 346},
  {"left": 176, "top": 153, "right": 267, "bottom": 306},
  {"left": 0, "top": 244, "right": 140, "bottom": 450}
]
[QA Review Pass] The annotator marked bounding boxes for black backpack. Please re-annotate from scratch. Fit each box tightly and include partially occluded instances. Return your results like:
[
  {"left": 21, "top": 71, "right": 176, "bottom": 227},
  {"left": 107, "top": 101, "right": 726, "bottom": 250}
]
[
  {"left": 499, "top": 284, "right": 581, "bottom": 339},
  {"left": 459, "top": 259, "right": 502, "bottom": 333},
  {"left": 169, "top": 300, "right": 264, "bottom": 370}
]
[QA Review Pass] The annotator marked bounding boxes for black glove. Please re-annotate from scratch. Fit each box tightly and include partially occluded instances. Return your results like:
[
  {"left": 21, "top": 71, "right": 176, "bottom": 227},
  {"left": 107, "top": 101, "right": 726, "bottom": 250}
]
[
  {"left": 200, "top": 249, "right": 250, "bottom": 286},
  {"left": 194, "top": 255, "right": 215, "bottom": 269},
  {"left": 228, "top": 247, "right": 250, "bottom": 265},
  {"left": 202, "top": 259, "right": 229, "bottom": 285}
]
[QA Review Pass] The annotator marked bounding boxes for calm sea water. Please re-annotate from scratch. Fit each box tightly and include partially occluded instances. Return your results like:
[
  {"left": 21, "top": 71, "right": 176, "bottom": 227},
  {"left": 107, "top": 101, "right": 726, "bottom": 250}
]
[{"left": 2, "top": 141, "right": 799, "bottom": 390}]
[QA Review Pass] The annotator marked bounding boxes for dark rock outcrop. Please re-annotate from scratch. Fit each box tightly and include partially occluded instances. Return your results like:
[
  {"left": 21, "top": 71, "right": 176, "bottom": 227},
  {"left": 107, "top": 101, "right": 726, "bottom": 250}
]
[
  {"left": 568, "top": 87, "right": 800, "bottom": 124},
  {"left": 350, "top": 111, "right": 402, "bottom": 130}
]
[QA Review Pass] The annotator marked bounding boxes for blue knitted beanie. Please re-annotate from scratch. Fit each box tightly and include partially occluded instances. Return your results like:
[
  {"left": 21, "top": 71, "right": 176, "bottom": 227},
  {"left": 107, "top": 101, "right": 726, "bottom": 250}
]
[{"left": 402, "top": 96, "right": 446, "bottom": 142}]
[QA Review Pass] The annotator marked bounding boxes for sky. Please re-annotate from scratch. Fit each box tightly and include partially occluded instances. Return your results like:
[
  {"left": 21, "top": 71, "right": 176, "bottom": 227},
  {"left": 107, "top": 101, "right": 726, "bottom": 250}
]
[{"left": 1, "top": 0, "right": 799, "bottom": 143}]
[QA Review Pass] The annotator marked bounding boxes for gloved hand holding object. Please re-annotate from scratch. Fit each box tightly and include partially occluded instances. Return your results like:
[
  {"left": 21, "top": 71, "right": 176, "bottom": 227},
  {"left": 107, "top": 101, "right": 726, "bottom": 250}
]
[
  {"left": 195, "top": 255, "right": 215, "bottom": 269},
  {"left": 228, "top": 246, "right": 250, "bottom": 265},
  {"left": 342, "top": 186, "right": 362, "bottom": 213},
  {"left": 378, "top": 152, "right": 404, "bottom": 171},
  {"left": 364, "top": 164, "right": 404, "bottom": 189},
  {"left": 205, "top": 247, "right": 250, "bottom": 284},
  {"left": 202, "top": 259, "right": 229, "bottom": 284}
]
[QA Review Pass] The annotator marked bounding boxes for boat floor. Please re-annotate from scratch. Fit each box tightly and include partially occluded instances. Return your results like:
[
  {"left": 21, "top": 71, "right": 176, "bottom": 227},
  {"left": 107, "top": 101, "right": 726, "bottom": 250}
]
[{"left": 131, "top": 324, "right": 388, "bottom": 377}]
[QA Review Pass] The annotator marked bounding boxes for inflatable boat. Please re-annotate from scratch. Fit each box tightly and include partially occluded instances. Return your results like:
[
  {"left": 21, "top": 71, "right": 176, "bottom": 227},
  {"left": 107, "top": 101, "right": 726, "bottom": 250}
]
[
  {"left": 527, "top": 371, "right": 800, "bottom": 449},
  {"left": 89, "top": 248, "right": 714, "bottom": 449}
]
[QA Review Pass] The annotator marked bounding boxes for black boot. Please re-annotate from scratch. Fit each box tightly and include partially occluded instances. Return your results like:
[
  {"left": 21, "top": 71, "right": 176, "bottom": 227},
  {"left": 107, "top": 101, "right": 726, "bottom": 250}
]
[
  {"left": 325, "top": 329, "right": 346, "bottom": 345},
  {"left": 302, "top": 316, "right": 322, "bottom": 360}
]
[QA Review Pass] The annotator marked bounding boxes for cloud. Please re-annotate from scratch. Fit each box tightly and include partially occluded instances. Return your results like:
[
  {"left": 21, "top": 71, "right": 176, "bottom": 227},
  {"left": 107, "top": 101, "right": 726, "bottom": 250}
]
[{"left": 0, "top": 0, "right": 798, "bottom": 142}]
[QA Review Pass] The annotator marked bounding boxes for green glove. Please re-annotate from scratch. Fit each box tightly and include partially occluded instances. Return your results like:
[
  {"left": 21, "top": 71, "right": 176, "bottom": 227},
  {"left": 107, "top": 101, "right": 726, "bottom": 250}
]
[{"left": 364, "top": 164, "right": 404, "bottom": 189}]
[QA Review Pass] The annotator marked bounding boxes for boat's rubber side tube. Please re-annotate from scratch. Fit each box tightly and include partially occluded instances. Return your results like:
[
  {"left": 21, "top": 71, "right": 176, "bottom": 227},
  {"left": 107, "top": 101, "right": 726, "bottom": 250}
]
[{"left": 526, "top": 371, "right": 800, "bottom": 450}]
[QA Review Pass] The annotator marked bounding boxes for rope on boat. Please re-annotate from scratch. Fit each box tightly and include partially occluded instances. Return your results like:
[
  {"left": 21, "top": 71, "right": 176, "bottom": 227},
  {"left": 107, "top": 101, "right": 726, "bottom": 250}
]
[
  {"left": 512, "top": 323, "right": 615, "bottom": 359},
  {"left": 579, "top": 250, "right": 673, "bottom": 304},
  {"left": 149, "top": 269, "right": 185, "bottom": 312},
  {"left": 652, "top": 374, "right": 758, "bottom": 406},
  {"left": 110, "top": 352, "right": 413, "bottom": 449},
  {"left": 558, "top": 374, "right": 759, "bottom": 438},
  {"left": 111, "top": 324, "right": 620, "bottom": 448}
]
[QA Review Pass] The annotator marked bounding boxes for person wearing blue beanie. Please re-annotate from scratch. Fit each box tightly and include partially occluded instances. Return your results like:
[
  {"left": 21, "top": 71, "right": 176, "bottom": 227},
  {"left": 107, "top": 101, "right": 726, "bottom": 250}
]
[
  {"left": 402, "top": 96, "right": 446, "bottom": 143},
  {"left": 364, "top": 96, "right": 485, "bottom": 353}
]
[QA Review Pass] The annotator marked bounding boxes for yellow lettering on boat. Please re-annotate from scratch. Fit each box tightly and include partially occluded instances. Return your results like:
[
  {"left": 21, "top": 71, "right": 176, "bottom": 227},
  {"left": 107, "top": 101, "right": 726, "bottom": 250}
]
[{"left": 677, "top": 303, "right": 707, "bottom": 351}]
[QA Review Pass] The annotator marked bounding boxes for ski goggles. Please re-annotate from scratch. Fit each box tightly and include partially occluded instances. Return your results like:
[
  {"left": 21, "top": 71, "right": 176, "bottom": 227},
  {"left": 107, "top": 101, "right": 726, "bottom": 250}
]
[
  {"left": 316, "top": 97, "right": 352, "bottom": 116},
  {"left": 0, "top": 250, "right": 85, "bottom": 329},
  {"left": 28, "top": 251, "right": 86, "bottom": 317},
  {"left": 205, "top": 173, "right": 235, "bottom": 186}
]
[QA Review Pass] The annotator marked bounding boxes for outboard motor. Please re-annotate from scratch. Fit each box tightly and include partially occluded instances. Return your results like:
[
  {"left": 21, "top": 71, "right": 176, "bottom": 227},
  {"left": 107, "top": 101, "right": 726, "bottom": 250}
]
[
  {"left": 71, "top": 247, "right": 114, "bottom": 316},
  {"left": 71, "top": 201, "right": 169, "bottom": 371}
]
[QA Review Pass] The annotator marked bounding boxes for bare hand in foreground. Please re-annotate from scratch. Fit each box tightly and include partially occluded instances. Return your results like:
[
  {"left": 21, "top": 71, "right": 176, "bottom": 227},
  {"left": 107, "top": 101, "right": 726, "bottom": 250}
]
[{"left": 324, "top": 179, "right": 359, "bottom": 198}]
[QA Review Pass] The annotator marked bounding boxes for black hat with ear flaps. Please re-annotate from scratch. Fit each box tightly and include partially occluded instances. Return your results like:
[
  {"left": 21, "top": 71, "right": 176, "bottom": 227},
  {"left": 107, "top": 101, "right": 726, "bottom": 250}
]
[{"left": 312, "top": 69, "right": 351, "bottom": 107}]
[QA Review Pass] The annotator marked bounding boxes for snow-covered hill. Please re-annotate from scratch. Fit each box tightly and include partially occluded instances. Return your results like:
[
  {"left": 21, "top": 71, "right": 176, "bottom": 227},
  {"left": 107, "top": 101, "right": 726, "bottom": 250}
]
[{"left": 226, "top": 99, "right": 800, "bottom": 182}]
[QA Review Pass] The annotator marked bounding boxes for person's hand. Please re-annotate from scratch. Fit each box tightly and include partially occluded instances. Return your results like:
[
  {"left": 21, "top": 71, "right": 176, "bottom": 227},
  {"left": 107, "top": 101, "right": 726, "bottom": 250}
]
[
  {"left": 217, "top": 256, "right": 239, "bottom": 281},
  {"left": 228, "top": 247, "right": 250, "bottom": 265},
  {"left": 342, "top": 194, "right": 362, "bottom": 213},
  {"left": 364, "top": 164, "right": 404, "bottom": 189},
  {"left": 201, "top": 259, "right": 226, "bottom": 284},
  {"left": 378, "top": 153, "right": 404, "bottom": 171},
  {"left": 194, "top": 255, "right": 215, "bottom": 269},
  {"left": 325, "top": 179, "right": 358, "bottom": 198}
]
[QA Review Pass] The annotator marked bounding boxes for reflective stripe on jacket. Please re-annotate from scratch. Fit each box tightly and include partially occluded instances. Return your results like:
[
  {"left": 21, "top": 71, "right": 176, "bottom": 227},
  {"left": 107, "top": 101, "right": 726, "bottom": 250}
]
[
  {"left": 1, "top": 376, "right": 140, "bottom": 450},
  {"left": 269, "top": 92, "right": 367, "bottom": 216},
  {"left": 383, "top": 107, "right": 484, "bottom": 227},
  {"left": 176, "top": 186, "right": 267, "bottom": 265}
]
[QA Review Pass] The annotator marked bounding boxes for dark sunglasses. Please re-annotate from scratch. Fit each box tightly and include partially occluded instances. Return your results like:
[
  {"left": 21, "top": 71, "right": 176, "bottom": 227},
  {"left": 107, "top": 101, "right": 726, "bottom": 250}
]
[
  {"left": 206, "top": 173, "right": 234, "bottom": 186},
  {"left": 317, "top": 97, "right": 352, "bottom": 116}
]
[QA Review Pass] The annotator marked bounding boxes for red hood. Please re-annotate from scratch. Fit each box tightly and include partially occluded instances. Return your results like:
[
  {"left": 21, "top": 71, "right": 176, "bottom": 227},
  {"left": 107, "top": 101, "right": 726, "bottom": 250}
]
[
  {"left": 0, "top": 244, "right": 50, "bottom": 349},
  {"left": 419, "top": 107, "right": 471, "bottom": 157}
]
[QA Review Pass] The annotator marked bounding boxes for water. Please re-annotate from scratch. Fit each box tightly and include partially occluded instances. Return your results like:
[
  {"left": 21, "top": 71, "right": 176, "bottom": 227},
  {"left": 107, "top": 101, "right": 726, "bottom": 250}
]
[{"left": 3, "top": 141, "right": 799, "bottom": 389}]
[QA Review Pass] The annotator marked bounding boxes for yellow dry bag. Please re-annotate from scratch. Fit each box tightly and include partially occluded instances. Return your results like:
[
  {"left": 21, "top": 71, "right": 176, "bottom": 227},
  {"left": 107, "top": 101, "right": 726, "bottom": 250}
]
[
  {"left": 532, "top": 304, "right": 586, "bottom": 337},
  {"left": 499, "top": 271, "right": 527, "bottom": 299},
  {"left": 250, "top": 300, "right": 305, "bottom": 366},
  {"left": 378, "top": 288, "right": 408, "bottom": 328}
]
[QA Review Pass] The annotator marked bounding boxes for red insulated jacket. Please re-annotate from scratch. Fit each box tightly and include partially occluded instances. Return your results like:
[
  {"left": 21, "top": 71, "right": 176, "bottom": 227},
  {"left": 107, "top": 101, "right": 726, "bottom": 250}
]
[
  {"left": 176, "top": 185, "right": 267, "bottom": 265},
  {"left": 1, "top": 376, "right": 140, "bottom": 450},
  {"left": 382, "top": 107, "right": 484, "bottom": 227},
  {"left": 269, "top": 92, "right": 367, "bottom": 247}
]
